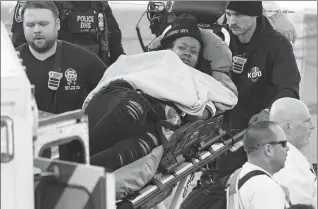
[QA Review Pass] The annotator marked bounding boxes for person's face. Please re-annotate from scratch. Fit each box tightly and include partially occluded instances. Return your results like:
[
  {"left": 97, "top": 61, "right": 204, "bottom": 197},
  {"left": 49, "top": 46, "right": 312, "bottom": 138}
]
[
  {"left": 23, "top": 8, "right": 60, "bottom": 53},
  {"left": 291, "top": 111, "right": 315, "bottom": 148},
  {"left": 225, "top": 9, "right": 256, "bottom": 36},
  {"left": 171, "top": 36, "right": 201, "bottom": 68},
  {"left": 268, "top": 126, "right": 289, "bottom": 173}
]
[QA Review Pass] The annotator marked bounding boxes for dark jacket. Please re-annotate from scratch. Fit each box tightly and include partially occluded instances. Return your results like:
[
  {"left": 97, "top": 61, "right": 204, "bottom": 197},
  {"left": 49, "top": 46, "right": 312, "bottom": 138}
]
[
  {"left": 11, "top": 1, "right": 124, "bottom": 66},
  {"left": 225, "top": 15, "right": 301, "bottom": 131}
]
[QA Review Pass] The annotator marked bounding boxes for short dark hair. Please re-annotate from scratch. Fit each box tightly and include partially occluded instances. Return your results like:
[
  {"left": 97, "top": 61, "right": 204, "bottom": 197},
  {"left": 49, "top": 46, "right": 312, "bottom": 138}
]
[
  {"left": 21, "top": 1, "right": 59, "bottom": 20},
  {"left": 288, "top": 204, "right": 315, "bottom": 209},
  {"left": 243, "top": 121, "right": 280, "bottom": 153}
]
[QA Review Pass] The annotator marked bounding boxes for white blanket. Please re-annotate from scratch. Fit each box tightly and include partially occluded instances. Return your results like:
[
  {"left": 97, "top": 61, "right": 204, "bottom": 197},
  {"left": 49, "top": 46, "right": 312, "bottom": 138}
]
[{"left": 83, "top": 50, "right": 238, "bottom": 116}]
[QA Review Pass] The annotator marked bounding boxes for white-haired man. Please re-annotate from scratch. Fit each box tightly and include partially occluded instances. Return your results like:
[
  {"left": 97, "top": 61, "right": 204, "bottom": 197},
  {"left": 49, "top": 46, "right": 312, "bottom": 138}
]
[{"left": 270, "top": 97, "right": 316, "bottom": 208}]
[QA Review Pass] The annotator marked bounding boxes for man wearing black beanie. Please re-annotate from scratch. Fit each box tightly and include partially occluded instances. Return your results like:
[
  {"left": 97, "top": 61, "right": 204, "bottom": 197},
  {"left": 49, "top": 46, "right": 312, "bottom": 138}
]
[
  {"left": 226, "top": 1, "right": 263, "bottom": 41},
  {"left": 222, "top": 1, "right": 300, "bottom": 131},
  {"left": 213, "top": 1, "right": 301, "bottom": 179}
]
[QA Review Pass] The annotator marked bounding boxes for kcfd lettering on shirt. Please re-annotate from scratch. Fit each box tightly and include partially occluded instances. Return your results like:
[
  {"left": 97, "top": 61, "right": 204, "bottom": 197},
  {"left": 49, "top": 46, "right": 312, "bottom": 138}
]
[
  {"left": 77, "top": 15, "right": 95, "bottom": 31},
  {"left": 247, "top": 67, "right": 262, "bottom": 82}
]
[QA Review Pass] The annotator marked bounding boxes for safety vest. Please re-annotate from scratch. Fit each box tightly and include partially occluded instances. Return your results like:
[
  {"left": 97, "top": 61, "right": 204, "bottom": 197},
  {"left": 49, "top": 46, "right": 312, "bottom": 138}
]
[{"left": 56, "top": 1, "right": 110, "bottom": 65}]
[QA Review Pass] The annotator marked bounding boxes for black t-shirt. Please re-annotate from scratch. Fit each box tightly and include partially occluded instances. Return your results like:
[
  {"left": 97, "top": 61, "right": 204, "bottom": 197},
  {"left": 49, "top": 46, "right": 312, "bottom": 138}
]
[{"left": 16, "top": 40, "right": 107, "bottom": 114}]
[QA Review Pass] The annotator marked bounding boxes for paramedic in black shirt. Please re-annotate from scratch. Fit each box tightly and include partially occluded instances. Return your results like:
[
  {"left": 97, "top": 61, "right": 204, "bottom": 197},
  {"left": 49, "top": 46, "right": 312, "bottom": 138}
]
[
  {"left": 224, "top": 1, "right": 301, "bottom": 132},
  {"left": 213, "top": 1, "right": 301, "bottom": 174},
  {"left": 16, "top": 1, "right": 106, "bottom": 114},
  {"left": 16, "top": 1, "right": 106, "bottom": 161},
  {"left": 11, "top": 1, "right": 125, "bottom": 66}
]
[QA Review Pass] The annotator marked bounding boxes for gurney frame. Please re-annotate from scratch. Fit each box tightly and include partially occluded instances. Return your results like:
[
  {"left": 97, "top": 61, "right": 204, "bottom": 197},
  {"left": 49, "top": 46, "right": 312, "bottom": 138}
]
[{"left": 118, "top": 125, "right": 245, "bottom": 209}]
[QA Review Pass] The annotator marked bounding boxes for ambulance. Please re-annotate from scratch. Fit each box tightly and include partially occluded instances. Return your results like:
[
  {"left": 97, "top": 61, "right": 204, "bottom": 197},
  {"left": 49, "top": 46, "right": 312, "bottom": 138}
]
[{"left": 1, "top": 21, "right": 116, "bottom": 209}]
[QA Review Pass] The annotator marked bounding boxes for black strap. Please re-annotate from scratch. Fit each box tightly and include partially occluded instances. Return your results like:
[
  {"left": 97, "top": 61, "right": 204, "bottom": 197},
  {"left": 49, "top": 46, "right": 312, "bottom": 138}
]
[
  {"left": 54, "top": 40, "right": 63, "bottom": 72},
  {"left": 238, "top": 170, "right": 269, "bottom": 190},
  {"left": 48, "top": 40, "right": 63, "bottom": 113}
]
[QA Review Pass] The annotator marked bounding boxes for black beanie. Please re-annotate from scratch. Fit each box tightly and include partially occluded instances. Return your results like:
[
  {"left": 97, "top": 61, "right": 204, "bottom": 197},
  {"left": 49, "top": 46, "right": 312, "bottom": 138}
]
[
  {"left": 161, "top": 14, "right": 203, "bottom": 48},
  {"left": 227, "top": 1, "right": 263, "bottom": 17}
]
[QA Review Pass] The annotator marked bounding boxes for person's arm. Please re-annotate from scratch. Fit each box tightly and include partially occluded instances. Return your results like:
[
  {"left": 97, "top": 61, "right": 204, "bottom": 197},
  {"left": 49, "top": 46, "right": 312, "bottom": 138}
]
[
  {"left": 85, "top": 52, "right": 108, "bottom": 94},
  {"left": 277, "top": 177, "right": 316, "bottom": 206},
  {"left": 185, "top": 107, "right": 214, "bottom": 121},
  {"left": 271, "top": 37, "right": 301, "bottom": 100},
  {"left": 248, "top": 37, "right": 300, "bottom": 125},
  {"left": 274, "top": 162, "right": 317, "bottom": 206},
  {"left": 105, "top": 4, "right": 125, "bottom": 65},
  {"left": 199, "top": 28, "right": 238, "bottom": 99},
  {"left": 11, "top": 1, "right": 27, "bottom": 48}
]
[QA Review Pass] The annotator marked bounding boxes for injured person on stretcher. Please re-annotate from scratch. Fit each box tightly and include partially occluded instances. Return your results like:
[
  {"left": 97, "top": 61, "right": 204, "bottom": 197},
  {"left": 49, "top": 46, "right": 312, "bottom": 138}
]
[{"left": 82, "top": 14, "right": 238, "bottom": 200}]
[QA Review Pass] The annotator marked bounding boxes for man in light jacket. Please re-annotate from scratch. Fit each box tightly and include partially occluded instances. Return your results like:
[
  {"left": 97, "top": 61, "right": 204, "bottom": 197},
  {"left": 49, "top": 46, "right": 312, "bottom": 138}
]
[{"left": 270, "top": 98, "right": 317, "bottom": 208}]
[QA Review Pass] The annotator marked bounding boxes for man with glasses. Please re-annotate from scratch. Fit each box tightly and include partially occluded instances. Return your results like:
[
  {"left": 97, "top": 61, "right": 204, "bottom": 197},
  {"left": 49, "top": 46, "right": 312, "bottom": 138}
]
[
  {"left": 270, "top": 98, "right": 316, "bottom": 208},
  {"left": 233, "top": 121, "right": 290, "bottom": 209}
]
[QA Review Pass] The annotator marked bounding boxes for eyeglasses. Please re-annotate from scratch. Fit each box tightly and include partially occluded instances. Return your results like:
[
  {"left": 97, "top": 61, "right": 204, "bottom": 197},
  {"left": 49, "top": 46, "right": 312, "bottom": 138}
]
[{"left": 257, "top": 140, "right": 288, "bottom": 148}]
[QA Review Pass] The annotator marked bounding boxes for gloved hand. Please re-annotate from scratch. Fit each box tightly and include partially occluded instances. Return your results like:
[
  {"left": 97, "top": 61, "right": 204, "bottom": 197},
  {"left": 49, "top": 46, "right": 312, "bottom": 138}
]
[{"left": 248, "top": 109, "right": 270, "bottom": 125}]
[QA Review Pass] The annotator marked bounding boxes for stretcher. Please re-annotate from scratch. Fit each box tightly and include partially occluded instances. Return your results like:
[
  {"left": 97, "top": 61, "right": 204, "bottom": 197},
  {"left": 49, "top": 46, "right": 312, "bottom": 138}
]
[{"left": 116, "top": 114, "right": 245, "bottom": 209}]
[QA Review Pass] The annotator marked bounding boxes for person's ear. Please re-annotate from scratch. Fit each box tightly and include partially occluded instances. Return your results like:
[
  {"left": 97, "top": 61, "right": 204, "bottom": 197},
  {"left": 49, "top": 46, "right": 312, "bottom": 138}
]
[
  {"left": 264, "top": 144, "right": 274, "bottom": 157},
  {"left": 56, "top": 18, "right": 61, "bottom": 31},
  {"left": 282, "top": 121, "right": 292, "bottom": 135}
]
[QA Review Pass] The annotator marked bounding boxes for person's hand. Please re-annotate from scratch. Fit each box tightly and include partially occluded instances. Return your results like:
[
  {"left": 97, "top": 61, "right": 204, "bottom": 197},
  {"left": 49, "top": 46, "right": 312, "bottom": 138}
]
[
  {"left": 248, "top": 109, "right": 270, "bottom": 125},
  {"left": 214, "top": 102, "right": 233, "bottom": 112},
  {"left": 185, "top": 108, "right": 211, "bottom": 121}
]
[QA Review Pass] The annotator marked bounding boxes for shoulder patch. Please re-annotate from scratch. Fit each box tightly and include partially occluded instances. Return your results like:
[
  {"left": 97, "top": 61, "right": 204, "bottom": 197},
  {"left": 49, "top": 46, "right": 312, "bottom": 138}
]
[{"left": 14, "top": 1, "right": 26, "bottom": 23}]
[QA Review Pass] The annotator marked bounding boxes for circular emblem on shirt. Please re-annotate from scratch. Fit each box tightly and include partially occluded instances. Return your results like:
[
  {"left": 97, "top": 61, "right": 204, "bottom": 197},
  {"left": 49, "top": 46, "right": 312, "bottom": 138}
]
[
  {"left": 65, "top": 68, "right": 78, "bottom": 86},
  {"left": 248, "top": 67, "right": 262, "bottom": 82},
  {"left": 64, "top": 68, "right": 80, "bottom": 91}
]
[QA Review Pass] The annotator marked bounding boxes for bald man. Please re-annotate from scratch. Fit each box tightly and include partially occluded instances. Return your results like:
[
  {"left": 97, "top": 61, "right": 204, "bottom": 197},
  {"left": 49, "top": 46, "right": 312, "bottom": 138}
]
[
  {"left": 233, "top": 121, "right": 290, "bottom": 209},
  {"left": 270, "top": 98, "right": 317, "bottom": 208}
]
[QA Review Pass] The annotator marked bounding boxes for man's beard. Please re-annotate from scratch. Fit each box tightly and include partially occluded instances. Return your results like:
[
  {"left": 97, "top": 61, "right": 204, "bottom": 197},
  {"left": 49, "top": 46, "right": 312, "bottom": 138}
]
[{"left": 29, "top": 38, "right": 56, "bottom": 53}]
